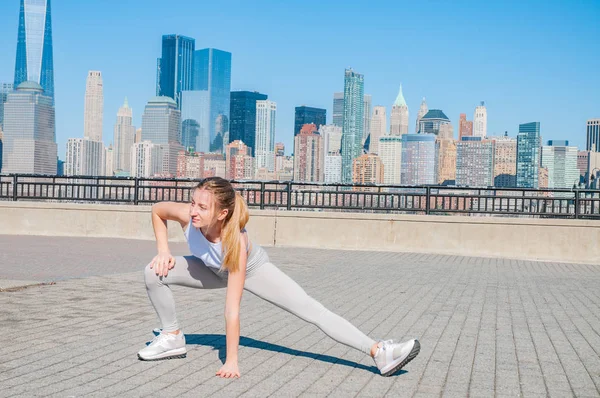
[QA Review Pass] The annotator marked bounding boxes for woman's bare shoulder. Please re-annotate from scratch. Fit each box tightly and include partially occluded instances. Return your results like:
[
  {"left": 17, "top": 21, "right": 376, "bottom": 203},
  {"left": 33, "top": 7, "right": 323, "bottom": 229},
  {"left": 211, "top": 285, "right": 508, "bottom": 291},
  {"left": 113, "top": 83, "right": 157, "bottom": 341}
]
[{"left": 152, "top": 201, "right": 190, "bottom": 228}]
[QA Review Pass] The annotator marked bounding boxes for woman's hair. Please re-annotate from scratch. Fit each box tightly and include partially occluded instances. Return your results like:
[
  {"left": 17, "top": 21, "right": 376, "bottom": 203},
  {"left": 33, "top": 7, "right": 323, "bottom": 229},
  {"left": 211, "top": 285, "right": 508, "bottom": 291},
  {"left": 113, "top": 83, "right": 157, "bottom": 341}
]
[{"left": 195, "top": 177, "right": 249, "bottom": 273}]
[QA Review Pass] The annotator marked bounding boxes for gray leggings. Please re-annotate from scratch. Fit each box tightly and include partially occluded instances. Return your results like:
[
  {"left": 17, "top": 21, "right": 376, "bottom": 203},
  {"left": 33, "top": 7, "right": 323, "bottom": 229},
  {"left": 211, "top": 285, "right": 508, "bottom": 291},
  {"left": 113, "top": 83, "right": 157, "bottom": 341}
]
[{"left": 144, "top": 256, "right": 376, "bottom": 355}]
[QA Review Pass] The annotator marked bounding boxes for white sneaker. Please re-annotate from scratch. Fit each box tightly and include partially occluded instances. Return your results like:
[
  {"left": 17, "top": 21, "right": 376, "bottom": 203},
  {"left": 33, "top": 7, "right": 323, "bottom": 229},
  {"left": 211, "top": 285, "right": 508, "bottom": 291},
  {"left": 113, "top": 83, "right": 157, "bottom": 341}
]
[
  {"left": 373, "top": 339, "right": 420, "bottom": 376},
  {"left": 138, "top": 331, "right": 187, "bottom": 361}
]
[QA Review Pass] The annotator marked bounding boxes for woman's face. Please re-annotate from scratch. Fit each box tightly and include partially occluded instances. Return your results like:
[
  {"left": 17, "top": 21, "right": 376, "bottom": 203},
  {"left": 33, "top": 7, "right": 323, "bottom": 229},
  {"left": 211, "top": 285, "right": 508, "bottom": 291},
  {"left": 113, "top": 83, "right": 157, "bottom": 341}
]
[{"left": 189, "top": 188, "right": 218, "bottom": 229}]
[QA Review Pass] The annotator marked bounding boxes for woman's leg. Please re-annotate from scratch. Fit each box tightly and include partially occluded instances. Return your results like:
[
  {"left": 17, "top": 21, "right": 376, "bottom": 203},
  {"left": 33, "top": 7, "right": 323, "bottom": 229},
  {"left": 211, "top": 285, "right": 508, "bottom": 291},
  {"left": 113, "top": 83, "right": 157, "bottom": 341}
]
[
  {"left": 243, "top": 262, "right": 376, "bottom": 355},
  {"left": 144, "top": 255, "right": 226, "bottom": 332}
]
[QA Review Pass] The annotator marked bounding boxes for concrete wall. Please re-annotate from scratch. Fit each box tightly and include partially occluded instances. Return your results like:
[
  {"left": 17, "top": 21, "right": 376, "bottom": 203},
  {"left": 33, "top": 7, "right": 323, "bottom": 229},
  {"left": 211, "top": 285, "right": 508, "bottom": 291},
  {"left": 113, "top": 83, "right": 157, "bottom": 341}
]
[{"left": 1, "top": 202, "right": 598, "bottom": 264}]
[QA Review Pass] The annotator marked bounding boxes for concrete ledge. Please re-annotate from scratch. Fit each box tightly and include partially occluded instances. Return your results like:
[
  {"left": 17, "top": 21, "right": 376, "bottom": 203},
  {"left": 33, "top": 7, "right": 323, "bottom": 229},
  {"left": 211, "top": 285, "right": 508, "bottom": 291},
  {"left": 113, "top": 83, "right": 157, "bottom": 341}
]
[
  {"left": 1, "top": 202, "right": 599, "bottom": 264},
  {"left": 274, "top": 211, "right": 600, "bottom": 264}
]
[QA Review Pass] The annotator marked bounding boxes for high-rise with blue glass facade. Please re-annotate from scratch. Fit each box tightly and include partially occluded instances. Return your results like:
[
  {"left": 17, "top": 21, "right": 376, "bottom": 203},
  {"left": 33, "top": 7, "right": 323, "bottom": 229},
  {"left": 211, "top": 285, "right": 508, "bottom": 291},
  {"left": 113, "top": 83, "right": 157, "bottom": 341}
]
[
  {"left": 229, "top": 91, "right": 268, "bottom": 156},
  {"left": 156, "top": 35, "right": 195, "bottom": 107},
  {"left": 341, "top": 69, "right": 364, "bottom": 183},
  {"left": 192, "top": 48, "right": 232, "bottom": 154},
  {"left": 516, "top": 122, "right": 541, "bottom": 188},
  {"left": 14, "top": 0, "right": 55, "bottom": 103},
  {"left": 401, "top": 134, "right": 436, "bottom": 185},
  {"left": 180, "top": 90, "right": 210, "bottom": 152},
  {"left": 294, "top": 106, "right": 326, "bottom": 136}
]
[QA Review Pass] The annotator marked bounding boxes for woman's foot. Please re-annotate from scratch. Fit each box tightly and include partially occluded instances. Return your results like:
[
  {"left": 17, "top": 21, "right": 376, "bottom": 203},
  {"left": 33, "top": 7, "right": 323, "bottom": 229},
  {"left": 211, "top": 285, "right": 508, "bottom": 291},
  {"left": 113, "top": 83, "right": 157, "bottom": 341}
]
[
  {"left": 138, "top": 331, "right": 187, "bottom": 361},
  {"left": 373, "top": 339, "right": 420, "bottom": 376}
]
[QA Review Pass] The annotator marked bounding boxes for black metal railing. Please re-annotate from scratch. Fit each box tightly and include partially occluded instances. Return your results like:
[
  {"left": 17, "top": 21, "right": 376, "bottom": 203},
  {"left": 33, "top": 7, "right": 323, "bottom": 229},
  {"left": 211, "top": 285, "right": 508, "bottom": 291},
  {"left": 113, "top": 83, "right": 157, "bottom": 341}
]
[{"left": 1, "top": 174, "right": 599, "bottom": 219}]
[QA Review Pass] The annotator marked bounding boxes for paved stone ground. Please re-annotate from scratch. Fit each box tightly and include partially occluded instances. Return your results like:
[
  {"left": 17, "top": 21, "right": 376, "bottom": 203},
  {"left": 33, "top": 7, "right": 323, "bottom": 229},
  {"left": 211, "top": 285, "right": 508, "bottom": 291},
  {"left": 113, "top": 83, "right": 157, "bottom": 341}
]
[{"left": 0, "top": 236, "right": 599, "bottom": 397}]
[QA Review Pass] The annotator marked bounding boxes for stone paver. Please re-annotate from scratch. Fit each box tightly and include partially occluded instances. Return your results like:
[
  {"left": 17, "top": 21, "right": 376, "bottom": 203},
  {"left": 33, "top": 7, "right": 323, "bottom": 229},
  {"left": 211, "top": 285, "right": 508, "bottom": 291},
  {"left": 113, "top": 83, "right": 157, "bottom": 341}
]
[{"left": 0, "top": 235, "right": 599, "bottom": 397}]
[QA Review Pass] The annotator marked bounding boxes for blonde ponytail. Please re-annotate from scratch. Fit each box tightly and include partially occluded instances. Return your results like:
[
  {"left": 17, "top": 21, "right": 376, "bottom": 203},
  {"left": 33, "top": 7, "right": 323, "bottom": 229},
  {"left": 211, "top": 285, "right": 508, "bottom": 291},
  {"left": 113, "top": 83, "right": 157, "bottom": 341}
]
[{"left": 221, "top": 191, "right": 249, "bottom": 273}]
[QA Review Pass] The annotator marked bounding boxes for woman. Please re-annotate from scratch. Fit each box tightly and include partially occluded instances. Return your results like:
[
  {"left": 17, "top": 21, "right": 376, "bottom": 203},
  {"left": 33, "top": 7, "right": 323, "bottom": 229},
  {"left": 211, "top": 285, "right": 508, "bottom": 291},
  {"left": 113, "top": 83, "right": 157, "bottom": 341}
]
[{"left": 139, "top": 177, "right": 420, "bottom": 378}]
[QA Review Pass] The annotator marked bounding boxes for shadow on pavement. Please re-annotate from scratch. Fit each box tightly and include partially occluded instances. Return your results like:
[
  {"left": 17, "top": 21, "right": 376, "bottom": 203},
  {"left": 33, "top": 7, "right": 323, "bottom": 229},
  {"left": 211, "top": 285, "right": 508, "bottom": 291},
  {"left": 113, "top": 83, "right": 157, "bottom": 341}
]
[{"left": 183, "top": 333, "right": 408, "bottom": 376}]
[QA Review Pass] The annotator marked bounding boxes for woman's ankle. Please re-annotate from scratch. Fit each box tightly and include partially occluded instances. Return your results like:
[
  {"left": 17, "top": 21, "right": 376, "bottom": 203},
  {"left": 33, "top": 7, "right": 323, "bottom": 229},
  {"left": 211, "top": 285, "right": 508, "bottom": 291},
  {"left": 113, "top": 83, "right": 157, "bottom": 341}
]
[{"left": 370, "top": 342, "right": 380, "bottom": 357}]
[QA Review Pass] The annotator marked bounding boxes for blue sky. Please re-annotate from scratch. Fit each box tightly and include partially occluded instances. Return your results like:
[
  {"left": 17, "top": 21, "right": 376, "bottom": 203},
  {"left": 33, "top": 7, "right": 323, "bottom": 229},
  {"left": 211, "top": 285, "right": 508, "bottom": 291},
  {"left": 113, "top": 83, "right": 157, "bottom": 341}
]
[{"left": 0, "top": 0, "right": 599, "bottom": 158}]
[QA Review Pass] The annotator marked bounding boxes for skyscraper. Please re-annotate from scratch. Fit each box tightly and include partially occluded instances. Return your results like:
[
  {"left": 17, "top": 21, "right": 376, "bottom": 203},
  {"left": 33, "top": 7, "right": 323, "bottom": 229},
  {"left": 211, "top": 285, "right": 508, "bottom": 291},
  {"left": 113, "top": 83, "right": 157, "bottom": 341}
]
[
  {"left": 352, "top": 154, "right": 383, "bottom": 184},
  {"left": 156, "top": 35, "right": 195, "bottom": 106},
  {"left": 324, "top": 153, "right": 342, "bottom": 183},
  {"left": 131, "top": 141, "right": 160, "bottom": 178},
  {"left": 105, "top": 145, "right": 114, "bottom": 176},
  {"left": 401, "top": 134, "right": 436, "bottom": 185},
  {"left": 378, "top": 136, "right": 403, "bottom": 185},
  {"left": 436, "top": 139, "right": 457, "bottom": 185},
  {"left": 458, "top": 113, "right": 473, "bottom": 140},
  {"left": 577, "top": 150, "right": 589, "bottom": 180},
  {"left": 370, "top": 106, "right": 387, "bottom": 155},
  {"left": 586, "top": 119, "right": 600, "bottom": 152},
  {"left": 56, "top": 157, "right": 64, "bottom": 176},
  {"left": 113, "top": 98, "right": 135, "bottom": 174},
  {"left": 320, "top": 124, "right": 342, "bottom": 183},
  {"left": 456, "top": 137, "right": 494, "bottom": 187},
  {"left": 203, "top": 153, "right": 226, "bottom": 178},
  {"left": 275, "top": 153, "right": 294, "bottom": 181},
  {"left": 491, "top": 134, "right": 517, "bottom": 187},
  {"left": 2, "top": 82, "right": 57, "bottom": 174},
  {"left": 332, "top": 92, "right": 344, "bottom": 127},
  {"left": 541, "top": 140, "right": 579, "bottom": 189},
  {"left": 516, "top": 122, "right": 541, "bottom": 188},
  {"left": 419, "top": 110, "right": 453, "bottom": 139},
  {"left": 193, "top": 48, "right": 232, "bottom": 153},
  {"left": 275, "top": 142, "right": 285, "bottom": 157},
  {"left": 415, "top": 98, "right": 428, "bottom": 133},
  {"left": 294, "top": 124, "right": 323, "bottom": 182},
  {"left": 341, "top": 69, "right": 364, "bottom": 183},
  {"left": 225, "top": 140, "right": 254, "bottom": 180},
  {"left": 181, "top": 90, "right": 210, "bottom": 152},
  {"left": 14, "top": 0, "right": 55, "bottom": 103},
  {"left": 141, "top": 96, "right": 183, "bottom": 176},
  {"left": 255, "top": 100, "right": 277, "bottom": 173},
  {"left": 390, "top": 85, "right": 409, "bottom": 136},
  {"left": 0, "top": 83, "right": 14, "bottom": 132},
  {"left": 84, "top": 71, "right": 103, "bottom": 142},
  {"left": 294, "top": 106, "right": 326, "bottom": 136},
  {"left": 176, "top": 149, "right": 204, "bottom": 179},
  {"left": 320, "top": 124, "right": 342, "bottom": 154},
  {"left": 229, "top": 91, "right": 268, "bottom": 156},
  {"left": 65, "top": 138, "right": 104, "bottom": 176},
  {"left": 363, "top": 94, "right": 372, "bottom": 143},
  {"left": 473, "top": 101, "right": 487, "bottom": 138}
]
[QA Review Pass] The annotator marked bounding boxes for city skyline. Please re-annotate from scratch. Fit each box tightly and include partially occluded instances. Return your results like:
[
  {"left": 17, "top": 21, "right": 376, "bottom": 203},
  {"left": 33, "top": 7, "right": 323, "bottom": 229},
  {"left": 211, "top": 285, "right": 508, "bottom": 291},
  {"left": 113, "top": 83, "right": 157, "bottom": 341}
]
[{"left": 0, "top": 0, "right": 598, "bottom": 161}]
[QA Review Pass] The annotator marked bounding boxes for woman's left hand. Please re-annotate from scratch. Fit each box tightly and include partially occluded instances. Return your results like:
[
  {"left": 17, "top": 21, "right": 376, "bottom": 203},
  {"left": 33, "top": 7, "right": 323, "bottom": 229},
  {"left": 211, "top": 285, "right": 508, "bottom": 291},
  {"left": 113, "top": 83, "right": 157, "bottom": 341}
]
[{"left": 216, "top": 361, "right": 240, "bottom": 378}]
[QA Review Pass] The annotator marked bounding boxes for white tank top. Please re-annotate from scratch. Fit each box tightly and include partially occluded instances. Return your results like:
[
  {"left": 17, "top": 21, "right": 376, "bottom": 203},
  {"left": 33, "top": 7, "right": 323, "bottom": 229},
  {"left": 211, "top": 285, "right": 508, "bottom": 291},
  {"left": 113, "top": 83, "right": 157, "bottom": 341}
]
[{"left": 184, "top": 221, "right": 268, "bottom": 278}]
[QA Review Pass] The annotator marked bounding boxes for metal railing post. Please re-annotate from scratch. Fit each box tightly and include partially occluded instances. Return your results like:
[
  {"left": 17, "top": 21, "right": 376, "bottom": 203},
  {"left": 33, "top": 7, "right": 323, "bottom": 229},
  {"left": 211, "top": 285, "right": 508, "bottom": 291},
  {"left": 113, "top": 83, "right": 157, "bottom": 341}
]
[
  {"left": 260, "top": 182, "right": 265, "bottom": 210},
  {"left": 286, "top": 182, "right": 292, "bottom": 210},
  {"left": 425, "top": 186, "right": 431, "bottom": 215},
  {"left": 574, "top": 189, "right": 580, "bottom": 219},
  {"left": 12, "top": 175, "right": 18, "bottom": 201},
  {"left": 133, "top": 177, "right": 139, "bottom": 205}
]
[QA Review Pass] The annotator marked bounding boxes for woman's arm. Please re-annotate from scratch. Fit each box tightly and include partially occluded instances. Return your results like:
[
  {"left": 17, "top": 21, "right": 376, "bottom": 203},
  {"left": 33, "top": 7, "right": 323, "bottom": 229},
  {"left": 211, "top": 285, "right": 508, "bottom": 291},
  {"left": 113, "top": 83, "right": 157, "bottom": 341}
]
[
  {"left": 150, "top": 202, "right": 189, "bottom": 277},
  {"left": 216, "top": 236, "right": 248, "bottom": 378}
]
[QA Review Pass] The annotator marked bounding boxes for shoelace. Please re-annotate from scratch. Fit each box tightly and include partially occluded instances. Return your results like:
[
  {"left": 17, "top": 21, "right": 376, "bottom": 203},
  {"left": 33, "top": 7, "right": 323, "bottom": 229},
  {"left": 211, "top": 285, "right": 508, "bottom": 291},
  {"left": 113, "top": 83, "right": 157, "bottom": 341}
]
[
  {"left": 149, "top": 333, "right": 170, "bottom": 347},
  {"left": 379, "top": 339, "right": 394, "bottom": 351}
]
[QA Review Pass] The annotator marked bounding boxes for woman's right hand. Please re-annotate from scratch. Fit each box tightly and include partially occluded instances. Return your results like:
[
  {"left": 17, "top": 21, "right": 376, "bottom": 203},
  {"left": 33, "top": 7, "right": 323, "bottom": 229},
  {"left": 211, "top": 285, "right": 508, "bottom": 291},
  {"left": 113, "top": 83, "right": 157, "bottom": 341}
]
[{"left": 151, "top": 251, "right": 175, "bottom": 277}]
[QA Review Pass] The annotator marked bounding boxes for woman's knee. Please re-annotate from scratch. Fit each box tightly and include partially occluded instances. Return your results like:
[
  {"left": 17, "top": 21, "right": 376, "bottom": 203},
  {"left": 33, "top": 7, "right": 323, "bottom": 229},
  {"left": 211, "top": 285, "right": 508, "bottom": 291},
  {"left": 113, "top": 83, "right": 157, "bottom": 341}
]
[{"left": 144, "top": 261, "right": 161, "bottom": 288}]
